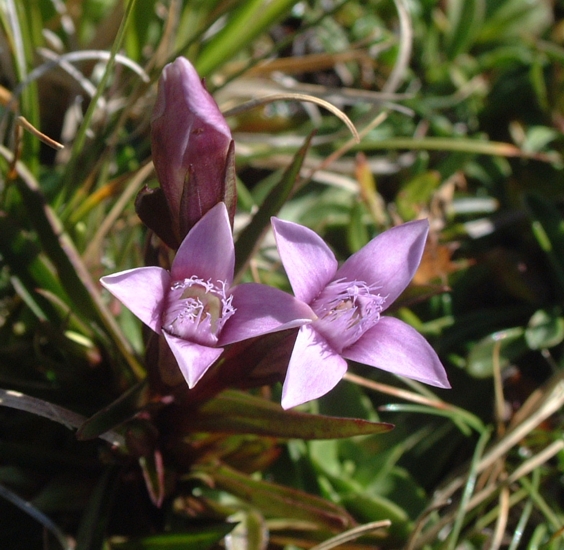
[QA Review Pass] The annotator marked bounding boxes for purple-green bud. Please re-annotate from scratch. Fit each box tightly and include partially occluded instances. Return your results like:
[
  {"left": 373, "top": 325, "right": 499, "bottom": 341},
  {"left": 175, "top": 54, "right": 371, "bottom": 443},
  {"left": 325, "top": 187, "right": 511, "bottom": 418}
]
[{"left": 140, "top": 57, "right": 236, "bottom": 248}]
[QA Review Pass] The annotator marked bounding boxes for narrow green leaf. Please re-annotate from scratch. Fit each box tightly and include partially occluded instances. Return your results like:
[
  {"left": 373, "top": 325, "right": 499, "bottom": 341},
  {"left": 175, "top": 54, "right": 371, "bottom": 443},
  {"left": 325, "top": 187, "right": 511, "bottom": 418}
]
[
  {"left": 0, "top": 146, "right": 144, "bottom": 381},
  {"left": 0, "top": 388, "right": 124, "bottom": 447},
  {"left": 195, "top": 0, "right": 299, "bottom": 77},
  {"left": 6, "top": 0, "right": 41, "bottom": 171},
  {"left": 60, "top": 0, "right": 139, "bottom": 200},
  {"left": 356, "top": 137, "right": 559, "bottom": 162},
  {"left": 346, "top": 201, "right": 368, "bottom": 253},
  {"left": 76, "top": 466, "right": 122, "bottom": 550},
  {"left": 396, "top": 171, "right": 441, "bottom": 220},
  {"left": 525, "top": 194, "right": 564, "bottom": 291},
  {"left": 111, "top": 524, "right": 236, "bottom": 550},
  {"left": 76, "top": 380, "right": 149, "bottom": 441},
  {"left": 445, "top": 0, "right": 485, "bottom": 59},
  {"left": 340, "top": 493, "right": 410, "bottom": 540},
  {"left": 234, "top": 132, "right": 314, "bottom": 276},
  {"left": 199, "top": 462, "right": 355, "bottom": 531},
  {"left": 188, "top": 390, "right": 393, "bottom": 440}
]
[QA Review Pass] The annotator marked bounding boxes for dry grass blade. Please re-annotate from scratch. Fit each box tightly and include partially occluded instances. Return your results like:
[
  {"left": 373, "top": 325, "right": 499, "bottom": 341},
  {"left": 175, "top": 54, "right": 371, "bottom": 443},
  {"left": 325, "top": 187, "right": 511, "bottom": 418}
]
[
  {"left": 220, "top": 78, "right": 413, "bottom": 109},
  {"left": 345, "top": 372, "right": 446, "bottom": 409},
  {"left": 491, "top": 486, "right": 510, "bottom": 550},
  {"left": 344, "top": 371, "right": 483, "bottom": 434},
  {"left": 309, "top": 520, "right": 392, "bottom": 550},
  {"left": 17, "top": 116, "right": 64, "bottom": 150},
  {"left": 245, "top": 50, "right": 376, "bottom": 76},
  {"left": 223, "top": 92, "right": 360, "bottom": 143},
  {"left": 412, "top": 370, "right": 564, "bottom": 547},
  {"left": 436, "top": 371, "right": 564, "bottom": 504},
  {"left": 83, "top": 161, "right": 155, "bottom": 265},
  {"left": 383, "top": 0, "right": 412, "bottom": 93},
  {"left": 415, "top": 440, "right": 564, "bottom": 547},
  {"left": 310, "top": 111, "right": 388, "bottom": 178}
]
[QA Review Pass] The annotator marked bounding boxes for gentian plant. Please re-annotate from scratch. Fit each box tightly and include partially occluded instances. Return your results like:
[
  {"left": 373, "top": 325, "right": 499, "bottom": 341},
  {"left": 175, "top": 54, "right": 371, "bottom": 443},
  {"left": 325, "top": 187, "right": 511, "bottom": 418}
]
[
  {"left": 101, "top": 202, "right": 314, "bottom": 388},
  {"left": 271, "top": 217, "right": 450, "bottom": 409}
]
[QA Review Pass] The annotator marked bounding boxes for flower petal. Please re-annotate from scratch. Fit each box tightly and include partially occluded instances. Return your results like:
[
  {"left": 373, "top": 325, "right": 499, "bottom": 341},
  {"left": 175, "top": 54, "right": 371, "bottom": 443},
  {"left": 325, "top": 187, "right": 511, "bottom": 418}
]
[
  {"left": 281, "top": 325, "right": 348, "bottom": 409},
  {"left": 219, "top": 283, "right": 316, "bottom": 346},
  {"left": 336, "top": 219, "right": 429, "bottom": 308},
  {"left": 163, "top": 331, "right": 223, "bottom": 388},
  {"left": 100, "top": 267, "right": 169, "bottom": 334},
  {"left": 171, "top": 202, "right": 234, "bottom": 284},
  {"left": 342, "top": 316, "right": 450, "bottom": 388},
  {"left": 271, "top": 217, "right": 338, "bottom": 304}
]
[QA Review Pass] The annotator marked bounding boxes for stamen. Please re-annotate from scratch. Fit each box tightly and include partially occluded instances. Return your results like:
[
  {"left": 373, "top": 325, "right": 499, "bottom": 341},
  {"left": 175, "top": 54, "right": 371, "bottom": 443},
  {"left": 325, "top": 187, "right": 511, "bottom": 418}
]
[
  {"left": 162, "top": 276, "right": 235, "bottom": 346},
  {"left": 311, "top": 278, "right": 385, "bottom": 352}
]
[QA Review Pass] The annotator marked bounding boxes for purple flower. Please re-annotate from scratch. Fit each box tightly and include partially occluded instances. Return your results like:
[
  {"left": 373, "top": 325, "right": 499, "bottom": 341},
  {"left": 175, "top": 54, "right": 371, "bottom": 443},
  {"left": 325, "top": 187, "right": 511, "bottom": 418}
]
[
  {"left": 271, "top": 218, "right": 450, "bottom": 409},
  {"left": 139, "top": 57, "right": 236, "bottom": 247},
  {"left": 101, "top": 203, "right": 314, "bottom": 388}
]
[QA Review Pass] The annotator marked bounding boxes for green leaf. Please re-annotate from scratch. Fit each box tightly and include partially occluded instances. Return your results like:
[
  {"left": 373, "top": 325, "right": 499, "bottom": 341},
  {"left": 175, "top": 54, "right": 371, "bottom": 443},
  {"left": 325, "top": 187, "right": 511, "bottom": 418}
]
[
  {"left": 525, "top": 309, "right": 564, "bottom": 350},
  {"left": 478, "top": 0, "right": 552, "bottom": 43},
  {"left": 340, "top": 493, "right": 411, "bottom": 541},
  {"left": 198, "top": 462, "right": 355, "bottom": 531},
  {"left": 1, "top": 145, "right": 144, "bottom": 381},
  {"left": 525, "top": 194, "right": 564, "bottom": 291},
  {"left": 234, "top": 132, "right": 314, "bottom": 277},
  {"left": 75, "top": 466, "right": 122, "bottom": 550},
  {"left": 125, "top": 0, "right": 157, "bottom": 60},
  {"left": 111, "top": 524, "right": 236, "bottom": 550},
  {"left": 60, "top": 0, "right": 139, "bottom": 201},
  {"left": 396, "top": 171, "right": 441, "bottom": 220},
  {"left": 522, "top": 126, "right": 559, "bottom": 154},
  {"left": 445, "top": 0, "right": 485, "bottom": 59},
  {"left": 0, "top": 213, "right": 66, "bottom": 323},
  {"left": 346, "top": 201, "right": 368, "bottom": 253},
  {"left": 355, "top": 137, "right": 557, "bottom": 162},
  {"left": 0, "top": 388, "right": 124, "bottom": 447},
  {"left": 194, "top": 0, "right": 299, "bottom": 77},
  {"left": 188, "top": 390, "right": 393, "bottom": 440},
  {"left": 466, "top": 327, "right": 526, "bottom": 378},
  {"left": 76, "top": 380, "right": 149, "bottom": 441}
]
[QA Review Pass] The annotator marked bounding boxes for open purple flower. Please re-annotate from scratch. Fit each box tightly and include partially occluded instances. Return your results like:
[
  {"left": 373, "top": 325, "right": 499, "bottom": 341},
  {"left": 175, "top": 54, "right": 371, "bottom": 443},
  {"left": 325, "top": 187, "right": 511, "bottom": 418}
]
[
  {"left": 101, "top": 203, "right": 314, "bottom": 388},
  {"left": 271, "top": 217, "right": 450, "bottom": 409}
]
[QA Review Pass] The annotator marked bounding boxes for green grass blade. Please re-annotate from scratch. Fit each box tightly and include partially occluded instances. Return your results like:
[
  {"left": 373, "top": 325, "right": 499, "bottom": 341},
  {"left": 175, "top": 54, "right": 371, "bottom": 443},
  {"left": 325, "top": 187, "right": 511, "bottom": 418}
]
[
  {"left": 234, "top": 132, "right": 314, "bottom": 277},
  {"left": 194, "top": 0, "right": 299, "bottom": 77},
  {"left": 60, "top": 0, "right": 138, "bottom": 201}
]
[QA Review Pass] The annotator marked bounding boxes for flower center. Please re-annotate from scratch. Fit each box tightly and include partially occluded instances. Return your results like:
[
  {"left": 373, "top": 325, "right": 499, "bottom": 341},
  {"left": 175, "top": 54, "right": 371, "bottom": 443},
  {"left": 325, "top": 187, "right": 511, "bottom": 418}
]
[
  {"left": 311, "top": 279, "right": 385, "bottom": 353},
  {"left": 162, "top": 275, "right": 235, "bottom": 346}
]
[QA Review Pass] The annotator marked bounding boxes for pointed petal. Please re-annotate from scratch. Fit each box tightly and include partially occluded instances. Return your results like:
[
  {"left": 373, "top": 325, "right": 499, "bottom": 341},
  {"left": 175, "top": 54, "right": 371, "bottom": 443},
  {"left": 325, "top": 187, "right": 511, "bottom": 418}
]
[
  {"left": 163, "top": 331, "right": 223, "bottom": 388},
  {"left": 271, "top": 217, "right": 338, "bottom": 304},
  {"left": 171, "top": 202, "right": 234, "bottom": 284},
  {"left": 281, "top": 325, "right": 348, "bottom": 409},
  {"left": 219, "top": 284, "right": 316, "bottom": 346},
  {"left": 337, "top": 219, "right": 429, "bottom": 308},
  {"left": 100, "top": 267, "right": 169, "bottom": 334},
  {"left": 342, "top": 316, "right": 450, "bottom": 388}
]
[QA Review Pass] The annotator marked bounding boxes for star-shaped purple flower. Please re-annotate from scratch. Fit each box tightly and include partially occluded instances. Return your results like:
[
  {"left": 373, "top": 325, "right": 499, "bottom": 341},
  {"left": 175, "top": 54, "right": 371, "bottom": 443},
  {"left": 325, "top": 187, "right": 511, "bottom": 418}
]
[
  {"left": 271, "top": 217, "right": 450, "bottom": 409},
  {"left": 101, "top": 203, "right": 315, "bottom": 388}
]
